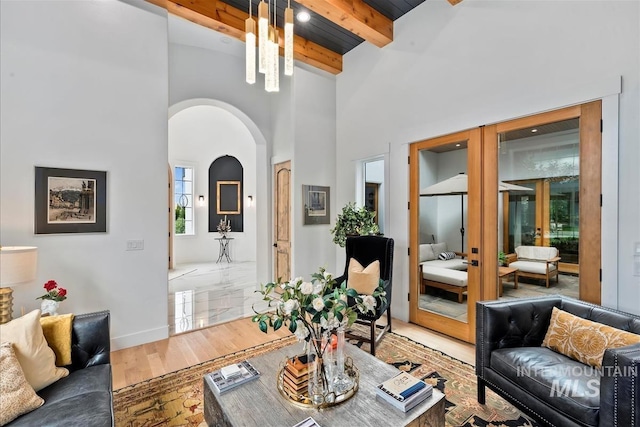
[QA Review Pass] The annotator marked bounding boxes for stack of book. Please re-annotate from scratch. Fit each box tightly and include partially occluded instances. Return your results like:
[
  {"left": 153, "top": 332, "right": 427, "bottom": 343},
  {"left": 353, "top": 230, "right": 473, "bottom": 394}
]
[
  {"left": 208, "top": 360, "right": 260, "bottom": 394},
  {"left": 376, "top": 371, "right": 433, "bottom": 412},
  {"left": 282, "top": 355, "right": 310, "bottom": 396}
]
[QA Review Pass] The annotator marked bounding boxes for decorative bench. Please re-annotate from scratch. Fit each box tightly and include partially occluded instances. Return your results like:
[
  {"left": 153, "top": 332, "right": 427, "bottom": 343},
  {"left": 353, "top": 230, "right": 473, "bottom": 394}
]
[{"left": 419, "top": 243, "right": 468, "bottom": 303}]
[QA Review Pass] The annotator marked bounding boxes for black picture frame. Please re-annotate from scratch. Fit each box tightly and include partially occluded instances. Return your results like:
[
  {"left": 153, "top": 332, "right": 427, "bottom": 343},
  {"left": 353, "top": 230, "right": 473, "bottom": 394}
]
[
  {"left": 303, "top": 185, "right": 330, "bottom": 225},
  {"left": 35, "top": 167, "right": 107, "bottom": 234}
]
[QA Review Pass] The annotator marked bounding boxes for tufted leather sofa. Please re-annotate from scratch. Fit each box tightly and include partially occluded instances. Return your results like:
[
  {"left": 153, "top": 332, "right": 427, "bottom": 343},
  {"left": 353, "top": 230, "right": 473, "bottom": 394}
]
[
  {"left": 8, "top": 311, "right": 114, "bottom": 426},
  {"left": 476, "top": 296, "right": 640, "bottom": 427}
]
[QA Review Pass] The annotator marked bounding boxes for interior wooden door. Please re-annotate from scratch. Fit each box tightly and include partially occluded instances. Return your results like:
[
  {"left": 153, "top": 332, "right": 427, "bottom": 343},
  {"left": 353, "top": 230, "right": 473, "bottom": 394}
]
[
  {"left": 274, "top": 161, "right": 291, "bottom": 281},
  {"left": 409, "top": 128, "right": 482, "bottom": 343}
]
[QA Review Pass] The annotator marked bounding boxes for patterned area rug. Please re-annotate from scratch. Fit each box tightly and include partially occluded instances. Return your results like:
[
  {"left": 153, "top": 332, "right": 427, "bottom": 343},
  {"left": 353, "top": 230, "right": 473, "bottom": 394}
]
[{"left": 113, "top": 331, "right": 538, "bottom": 427}]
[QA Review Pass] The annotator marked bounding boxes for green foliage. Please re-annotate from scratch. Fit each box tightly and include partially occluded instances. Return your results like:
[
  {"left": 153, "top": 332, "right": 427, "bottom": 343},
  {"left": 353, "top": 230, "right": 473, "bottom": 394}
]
[
  {"left": 498, "top": 251, "right": 507, "bottom": 266},
  {"left": 175, "top": 217, "right": 185, "bottom": 234},
  {"left": 175, "top": 205, "right": 185, "bottom": 221},
  {"left": 330, "top": 202, "right": 380, "bottom": 247}
]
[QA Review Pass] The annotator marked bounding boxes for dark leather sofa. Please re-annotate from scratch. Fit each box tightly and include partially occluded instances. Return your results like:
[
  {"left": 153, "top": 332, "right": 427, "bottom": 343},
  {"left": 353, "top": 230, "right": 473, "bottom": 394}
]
[
  {"left": 8, "top": 311, "right": 114, "bottom": 427},
  {"left": 476, "top": 296, "right": 640, "bottom": 427}
]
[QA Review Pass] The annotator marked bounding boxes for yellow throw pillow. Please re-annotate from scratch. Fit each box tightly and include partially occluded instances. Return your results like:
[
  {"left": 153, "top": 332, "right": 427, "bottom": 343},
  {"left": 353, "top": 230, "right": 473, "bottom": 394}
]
[
  {"left": 40, "top": 314, "right": 74, "bottom": 366},
  {"left": 542, "top": 307, "right": 640, "bottom": 368},
  {"left": 347, "top": 258, "right": 380, "bottom": 295},
  {"left": 0, "top": 342, "right": 44, "bottom": 426},
  {"left": 0, "top": 310, "right": 68, "bottom": 391}
]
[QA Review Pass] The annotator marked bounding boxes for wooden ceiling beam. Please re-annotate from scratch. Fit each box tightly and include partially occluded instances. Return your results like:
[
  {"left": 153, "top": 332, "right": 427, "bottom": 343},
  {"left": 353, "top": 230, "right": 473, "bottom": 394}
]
[
  {"left": 295, "top": 0, "right": 393, "bottom": 48},
  {"left": 149, "top": 0, "right": 342, "bottom": 75},
  {"left": 447, "top": 0, "right": 464, "bottom": 5}
]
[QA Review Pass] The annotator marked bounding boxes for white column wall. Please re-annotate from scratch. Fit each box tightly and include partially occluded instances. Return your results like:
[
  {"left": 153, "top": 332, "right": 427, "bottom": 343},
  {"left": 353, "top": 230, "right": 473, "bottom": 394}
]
[{"left": 0, "top": 0, "right": 170, "bottom": 348}]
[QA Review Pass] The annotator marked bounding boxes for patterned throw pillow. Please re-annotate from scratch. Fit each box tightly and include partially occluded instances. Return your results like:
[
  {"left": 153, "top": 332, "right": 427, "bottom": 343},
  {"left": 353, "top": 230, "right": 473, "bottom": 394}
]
[
  {"left": 347, "top": 258, "right": 380, "bottom": 295},
  {"left": 0, "top": 342, "right": 44, "bottom": 426},
  {"left": 438, "top": 251, "right": 456, "bottom": 260},
  {"left": 542, "top": 307, "right": 640, "bottom": 368}
]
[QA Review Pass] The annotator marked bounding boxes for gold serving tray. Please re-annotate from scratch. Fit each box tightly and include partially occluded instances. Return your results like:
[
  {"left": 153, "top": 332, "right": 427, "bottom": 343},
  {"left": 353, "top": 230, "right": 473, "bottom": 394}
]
[{"left": 277, "top": 356, "right": 359, "bottom": 409}]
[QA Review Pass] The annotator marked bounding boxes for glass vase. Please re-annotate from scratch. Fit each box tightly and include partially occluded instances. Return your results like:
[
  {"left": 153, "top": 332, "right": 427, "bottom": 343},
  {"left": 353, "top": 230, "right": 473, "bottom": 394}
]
[
  {"left": 307, "top": 333, "right": 331, "bottom": 405},
  {"left": 331, "top": 326, "right": 354, "bottom": 393}
]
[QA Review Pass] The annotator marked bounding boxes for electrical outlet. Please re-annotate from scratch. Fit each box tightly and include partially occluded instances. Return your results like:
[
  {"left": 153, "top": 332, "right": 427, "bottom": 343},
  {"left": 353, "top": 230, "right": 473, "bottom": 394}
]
[{"left": 126, "top": 240, "right": 144, "bottom": 251}]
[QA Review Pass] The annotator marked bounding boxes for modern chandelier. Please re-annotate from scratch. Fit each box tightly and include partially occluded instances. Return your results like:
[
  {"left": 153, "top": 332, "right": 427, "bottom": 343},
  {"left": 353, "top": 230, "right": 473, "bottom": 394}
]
[{"left": 245, "top": 0, "right": 294, "bottom": 92}]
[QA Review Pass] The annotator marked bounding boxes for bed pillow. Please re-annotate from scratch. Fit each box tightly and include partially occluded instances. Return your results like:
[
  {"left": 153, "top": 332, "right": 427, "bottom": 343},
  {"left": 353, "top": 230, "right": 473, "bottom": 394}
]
[
  {"left": 40, "top": 314, "right": 74, "bottom": 366},
  {"left": 348, "top": 258, "right": 380, "bottom": 295},
  {"left": 0, "top": 342, "right": 44, "bottom": 426},
  {"left": 542, "top": 307, "right": 640, "bottom": 368},
  {"left": 0, "top": 310, "right": 69, "bottom": 391}
]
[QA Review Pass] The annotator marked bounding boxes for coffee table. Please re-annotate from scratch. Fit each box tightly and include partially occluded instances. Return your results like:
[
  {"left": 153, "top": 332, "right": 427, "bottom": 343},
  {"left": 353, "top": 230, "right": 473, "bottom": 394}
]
[
  {"left": 204, "top": 342, "right": 445, "bottom": 427},
  {"left": 498, "top": 266, "right": 518, "bottom": 296}
]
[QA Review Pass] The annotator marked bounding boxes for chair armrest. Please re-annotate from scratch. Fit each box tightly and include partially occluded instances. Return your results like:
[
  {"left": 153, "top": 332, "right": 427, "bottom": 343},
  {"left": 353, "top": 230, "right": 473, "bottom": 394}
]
[
  {"left": 475, "top": 297, "right": 560, "bottom": 378},
  {"left": 70, "top": 310, "right": 111, "bottom": 371},
  {"left": 600, "top": 342, "right": 640, "bottom": 427},
  {"left": 547, "top": 256, "right": 561, "bottom": 262},
  {"left": 454, "top": 252, "right": 467, "bottom": 258}
]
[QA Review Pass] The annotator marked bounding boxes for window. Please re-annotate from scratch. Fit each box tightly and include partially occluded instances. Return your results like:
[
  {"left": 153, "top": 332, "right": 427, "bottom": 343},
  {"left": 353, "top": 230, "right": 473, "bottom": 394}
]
[{"left": 174, "top": 166, "right": 194, "bottom": 235}]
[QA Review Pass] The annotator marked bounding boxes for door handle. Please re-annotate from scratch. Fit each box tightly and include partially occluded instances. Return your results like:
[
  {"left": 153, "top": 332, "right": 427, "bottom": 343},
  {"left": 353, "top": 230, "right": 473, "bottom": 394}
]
[{"left": 463, "top": 260, "right": 479, "bottom": 267}]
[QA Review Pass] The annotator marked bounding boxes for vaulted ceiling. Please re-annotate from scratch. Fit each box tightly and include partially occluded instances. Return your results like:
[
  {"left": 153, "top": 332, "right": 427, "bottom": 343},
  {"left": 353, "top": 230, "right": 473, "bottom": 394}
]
[{"left": 146, "top": 0, "right": 463, "bottom": 74}]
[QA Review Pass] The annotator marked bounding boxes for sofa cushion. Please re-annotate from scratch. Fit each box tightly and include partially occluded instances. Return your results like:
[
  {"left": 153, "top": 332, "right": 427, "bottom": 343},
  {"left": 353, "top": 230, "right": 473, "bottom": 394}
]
[
  {"left": 542, "top": 307, "right": 640, "bottom": 368},
  {"left": 419, "top": 244, "right": 436, "bottom": 262},
  {"left": 40, "top": 314, "right": 74, "bottom": 366},
  {"left": 347, "top": 258, "right": 380, "bottom": 294},
  {"left": 510, "top": 260, "right": 557, "bottom": 275},
  {"left": 515, "top": 245, "right": 558, "bottom": 260},
  {"left": 0, "top": 342, "right": 44, "bottom": 426},
  {"left": 422, "top": 267, "right": 467, "bottom": 287},
  {"left": 0, "top": 310, "right": 68, "bottom": 391},
  {"left": 431, "top": 242, "right": 448, "bottom": 256},
  {"left": 8, "top": 364, "right": 113, "bottom": 427},
  {"left": 421, "top": 259, "right": 467, "bottom": 270},
  {"left": 491, "top": 347, "right": 600, "bottom": 427}
]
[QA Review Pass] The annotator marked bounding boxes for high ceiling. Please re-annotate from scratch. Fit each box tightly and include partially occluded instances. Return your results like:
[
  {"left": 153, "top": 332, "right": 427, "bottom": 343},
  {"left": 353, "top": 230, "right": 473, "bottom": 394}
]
[{"left": 147, "top": 0, "right": 462, "bottom": 74}]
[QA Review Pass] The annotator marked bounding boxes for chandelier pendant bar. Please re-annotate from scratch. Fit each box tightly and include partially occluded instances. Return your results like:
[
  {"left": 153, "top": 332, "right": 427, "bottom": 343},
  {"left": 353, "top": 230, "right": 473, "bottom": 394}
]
[
  {"left": 284, "top": 5, "right": 294, "bottom": 76},
  {"left": 245, "top": 17, "right": 256, "bottom": 84},
  {"left": 257, "top": 0, "right": 269, "bottom": 74}
]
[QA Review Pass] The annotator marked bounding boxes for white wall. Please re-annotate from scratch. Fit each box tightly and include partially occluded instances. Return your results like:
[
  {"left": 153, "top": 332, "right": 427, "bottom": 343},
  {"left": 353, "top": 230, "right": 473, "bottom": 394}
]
[
  {"left": 169, "top": 106, "right": 257, "bottom": 264},
  {"left": 337, "top": 0, "right": 640, "bottom": 318},
  {"left": 292, "top": 68, "right": 338, "bottom": 278},
  {"left": 0, "top": 0, "right": 170, "bottom": 348}
]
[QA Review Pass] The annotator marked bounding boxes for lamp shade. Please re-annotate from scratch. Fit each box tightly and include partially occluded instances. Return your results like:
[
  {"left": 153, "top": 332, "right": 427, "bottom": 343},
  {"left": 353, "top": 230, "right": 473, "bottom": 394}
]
[{"left": 0, "top": 246, "right": 38, "bottom": 286}]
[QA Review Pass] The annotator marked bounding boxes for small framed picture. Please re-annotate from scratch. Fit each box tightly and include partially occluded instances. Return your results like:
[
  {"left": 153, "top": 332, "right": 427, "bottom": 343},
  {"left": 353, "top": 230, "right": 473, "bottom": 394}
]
[
  {"left": 217, "top": 180, "right": 241, "bottom": 214},
  {"left": 35, "top": 167, "right": 107, "bottom": 234},
  {"left": 303, "top": 185, "right": 330, "bottom": 225}
]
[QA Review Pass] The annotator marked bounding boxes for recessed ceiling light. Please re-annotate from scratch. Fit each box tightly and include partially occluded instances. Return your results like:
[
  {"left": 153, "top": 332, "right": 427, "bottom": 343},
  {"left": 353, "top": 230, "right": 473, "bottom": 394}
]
[
  {"left": 297, "top": 11, "right": 310, "bottom": 23},
  {"left": 531, "top": 128, "right": 538, "bottom": 133},
  {"left": 220, "top": 36, "right": 231, "bottom": 44},
  {"left": 455, "top": 143, "right": 461, "bottom": 147}
]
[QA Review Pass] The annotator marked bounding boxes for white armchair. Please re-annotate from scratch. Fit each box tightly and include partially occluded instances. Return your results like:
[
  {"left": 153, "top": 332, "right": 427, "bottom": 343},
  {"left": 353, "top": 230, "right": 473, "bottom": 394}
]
[{"left": 509, "top": 246, "right": 560, "bottom": 288}]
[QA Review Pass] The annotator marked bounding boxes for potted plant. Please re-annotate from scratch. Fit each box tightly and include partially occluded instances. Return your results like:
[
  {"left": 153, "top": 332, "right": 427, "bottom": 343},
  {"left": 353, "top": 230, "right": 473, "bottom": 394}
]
[
  {"left": 498, "top": 251, "right": 507, "bottom": 267},
  {"left": 330, "top": 202, "right": 379, "bottom": 247}
]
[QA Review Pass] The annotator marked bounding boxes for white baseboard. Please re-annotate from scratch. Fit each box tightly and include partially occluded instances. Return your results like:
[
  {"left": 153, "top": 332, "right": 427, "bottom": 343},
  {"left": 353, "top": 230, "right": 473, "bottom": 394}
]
[{"left": 111, "top": 325, "right": 169, "bottom": 351}]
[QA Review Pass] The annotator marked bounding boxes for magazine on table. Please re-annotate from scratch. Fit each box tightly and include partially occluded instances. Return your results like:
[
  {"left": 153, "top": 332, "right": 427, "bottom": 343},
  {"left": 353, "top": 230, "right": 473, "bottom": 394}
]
[{"left": 208, "top": 360, "right": 260, "bottom": 394}]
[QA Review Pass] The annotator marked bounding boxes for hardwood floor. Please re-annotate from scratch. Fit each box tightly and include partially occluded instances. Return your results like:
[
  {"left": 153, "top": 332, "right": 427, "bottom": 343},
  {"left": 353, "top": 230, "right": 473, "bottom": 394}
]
[{"left": 111, "top": 317, "right": 475, "bottom": 390}]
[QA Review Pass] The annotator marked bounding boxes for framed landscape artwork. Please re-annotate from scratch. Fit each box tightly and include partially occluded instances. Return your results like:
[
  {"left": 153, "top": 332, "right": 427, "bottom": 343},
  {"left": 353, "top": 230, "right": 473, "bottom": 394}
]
[
  {"left": 303, "top": 185, "right": 330, "bottom": 225},
  {"left": 34, "top": 167, "right": 107, "bottom": 234}
]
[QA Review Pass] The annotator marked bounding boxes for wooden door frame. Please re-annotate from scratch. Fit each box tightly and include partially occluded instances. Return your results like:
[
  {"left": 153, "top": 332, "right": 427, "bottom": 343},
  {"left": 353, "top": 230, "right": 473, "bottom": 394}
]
[
  {"left": 409, "top": 128, "right": 482, "bottom": 343},
  {"left": 489, "top": 102, "right": 601, "bottom": 304}
]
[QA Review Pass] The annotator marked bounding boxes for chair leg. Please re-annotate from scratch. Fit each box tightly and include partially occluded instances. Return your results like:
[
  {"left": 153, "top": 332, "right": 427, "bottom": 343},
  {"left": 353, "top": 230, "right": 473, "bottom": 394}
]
[
  {"left": 387, "top": 306, "right": 392, "bottom": 333},
  {"left": 370, "top": 320, "right": 376, "bottom": 356},
  {"left": 477, "top": 377, "right": 486, "bottom": 404}
]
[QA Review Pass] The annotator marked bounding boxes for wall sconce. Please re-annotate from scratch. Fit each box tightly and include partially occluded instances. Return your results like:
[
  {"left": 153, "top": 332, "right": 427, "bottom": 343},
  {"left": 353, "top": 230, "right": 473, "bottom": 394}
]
[
  {"left": 198, "top": 195, "right": 205, "bottom": 206},
  {"left": 247, "top": 195, "right": 254, "bottom": 207}
]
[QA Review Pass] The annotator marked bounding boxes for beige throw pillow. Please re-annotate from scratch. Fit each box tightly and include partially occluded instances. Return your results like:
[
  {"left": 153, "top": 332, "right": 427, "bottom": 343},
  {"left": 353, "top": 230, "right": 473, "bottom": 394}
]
[
  {"left": 0, "top": 342, "right": 44, "bottom": 426},
  {"left": 0, "top": 310, "right": 69, "bottom": 391},
  {"left": 347, "top": 258, "right": 380, "bottom": 295},
  {"left": 542, "top": 307, "right": 640, "bottom": 368},
  {"left": 40, "top": 314, "right": 74, "bottom": 366}
]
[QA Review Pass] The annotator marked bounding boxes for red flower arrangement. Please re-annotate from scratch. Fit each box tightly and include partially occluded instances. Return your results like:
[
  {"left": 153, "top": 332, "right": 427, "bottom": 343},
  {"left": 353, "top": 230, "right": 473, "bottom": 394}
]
[{"left": 36, "top": 280, "right": 68, "bottom": 302}]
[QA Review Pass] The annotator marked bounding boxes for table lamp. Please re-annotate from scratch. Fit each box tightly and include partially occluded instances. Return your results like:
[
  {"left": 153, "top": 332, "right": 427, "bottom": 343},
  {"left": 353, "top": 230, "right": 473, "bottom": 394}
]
[{"left": 0, "top": 246, "right": 38, "bottom": 324}]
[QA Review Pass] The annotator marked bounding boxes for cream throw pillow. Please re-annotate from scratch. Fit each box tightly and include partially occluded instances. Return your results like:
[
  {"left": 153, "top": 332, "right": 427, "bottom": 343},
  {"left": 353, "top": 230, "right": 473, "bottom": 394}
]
[
  {"left": 0, "top": 342, "right": 44, "bottom": 426},
  {"left": 542, "top": 307, "right": 640, "bottom": 368},
  {"left": 348, "top": 258, "right": 380, "bottom": 294},
  {"left": 0, "top": 310, "right": 68, "bottom": 391},
  {"left": 40, "top": 313, "right": 74, "bottom": 366}
]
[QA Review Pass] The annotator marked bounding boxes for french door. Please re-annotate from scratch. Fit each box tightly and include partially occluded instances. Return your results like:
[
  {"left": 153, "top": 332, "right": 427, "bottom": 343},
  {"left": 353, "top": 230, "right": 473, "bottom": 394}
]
[{"left": 409, "top": 102, "right": 602, "bottom": 343}]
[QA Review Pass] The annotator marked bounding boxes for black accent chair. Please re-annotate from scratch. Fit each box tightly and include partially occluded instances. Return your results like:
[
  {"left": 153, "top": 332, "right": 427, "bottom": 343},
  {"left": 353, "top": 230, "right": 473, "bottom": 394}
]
[{"left": 335, "top": 235, "right": 394, "bottom": 356}]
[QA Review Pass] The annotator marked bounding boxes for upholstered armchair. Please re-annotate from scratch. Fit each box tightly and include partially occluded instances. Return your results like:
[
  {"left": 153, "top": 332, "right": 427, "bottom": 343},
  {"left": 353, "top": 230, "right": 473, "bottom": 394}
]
[
  {"left": 509, "top": 245, "right": 560, "bottom": 288},
  {"left": 334, "top": 235, "right": 394, "bottom": 356}
]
